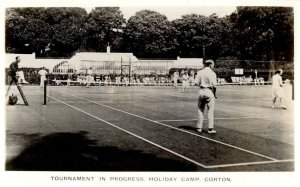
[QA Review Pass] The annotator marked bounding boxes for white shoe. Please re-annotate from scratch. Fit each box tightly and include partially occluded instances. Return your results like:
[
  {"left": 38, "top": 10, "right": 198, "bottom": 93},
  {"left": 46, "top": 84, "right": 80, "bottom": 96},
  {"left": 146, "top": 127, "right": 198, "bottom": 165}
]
[
  {"left": 208, "top": 129, "right": 217, "bottom": 134},
  {"left": 196, "top": 128, "right": 202, "bottom": 133}
]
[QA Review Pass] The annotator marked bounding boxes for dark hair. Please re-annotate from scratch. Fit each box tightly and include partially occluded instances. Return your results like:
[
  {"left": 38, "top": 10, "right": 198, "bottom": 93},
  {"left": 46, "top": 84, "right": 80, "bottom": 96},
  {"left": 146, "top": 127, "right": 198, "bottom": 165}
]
[{"left": 275, "top": 69, "right": 283, "bottom": 74}]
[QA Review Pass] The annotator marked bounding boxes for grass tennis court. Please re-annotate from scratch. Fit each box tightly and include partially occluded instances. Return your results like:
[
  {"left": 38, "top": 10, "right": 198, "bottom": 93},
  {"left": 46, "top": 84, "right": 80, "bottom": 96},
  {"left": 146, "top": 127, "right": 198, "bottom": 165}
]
[{"left": 6, "top": 84, "right": 294, "bottom": 171}]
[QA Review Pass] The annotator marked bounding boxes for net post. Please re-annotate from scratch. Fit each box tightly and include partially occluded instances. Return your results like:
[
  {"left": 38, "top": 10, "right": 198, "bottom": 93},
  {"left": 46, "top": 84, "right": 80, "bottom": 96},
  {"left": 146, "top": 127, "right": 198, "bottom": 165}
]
[{"left": 44, "top": 79, "right": 47, "bottom": 105}]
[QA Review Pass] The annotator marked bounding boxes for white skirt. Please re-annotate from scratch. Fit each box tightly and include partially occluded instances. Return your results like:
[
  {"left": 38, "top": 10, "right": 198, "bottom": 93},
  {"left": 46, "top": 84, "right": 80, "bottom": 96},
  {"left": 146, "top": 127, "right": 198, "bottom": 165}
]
[{"left": 272, "top": 87, "right": 285, "bottom": 98}]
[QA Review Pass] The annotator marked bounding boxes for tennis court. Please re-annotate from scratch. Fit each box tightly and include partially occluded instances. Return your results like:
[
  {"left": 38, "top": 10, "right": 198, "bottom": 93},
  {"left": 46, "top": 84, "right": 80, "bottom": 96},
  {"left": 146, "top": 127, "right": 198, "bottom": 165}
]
[{"left": 6, "top": 84, "right": 294, "bottom": 171}]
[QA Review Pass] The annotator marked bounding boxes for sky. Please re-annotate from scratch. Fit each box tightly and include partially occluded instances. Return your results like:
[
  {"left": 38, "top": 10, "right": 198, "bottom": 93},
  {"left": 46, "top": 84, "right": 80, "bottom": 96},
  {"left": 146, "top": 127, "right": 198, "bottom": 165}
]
[
  {"left": 85, "top": 6, "right": 237, "bottom": 21},
  {"left": 121, "top": 7, "right": 236, "bottom": 20}
]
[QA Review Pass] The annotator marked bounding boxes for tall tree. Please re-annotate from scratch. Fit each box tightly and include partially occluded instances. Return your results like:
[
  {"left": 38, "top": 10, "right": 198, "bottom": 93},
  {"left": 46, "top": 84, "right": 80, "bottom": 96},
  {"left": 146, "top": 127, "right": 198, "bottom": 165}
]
[
  {"left": 124, "top": 10, "right": 178, "bottom": 58},
  {"left": 5, "top": 7, "right": 88, "bottom": 57},
  {"left": 44, "top": 7, "right": 88, "bottom": 57},
  {"left": 82, "top": 7, "right": 126, "bottom": 52},
  {"left": 231, "top": 7, "right": 294, "bottom": 61},
  {"left": 5, "top": 8, "right": 52, "bottom": 54},
  {"left": 172, "top": 14, "right": 206, "bottom": 58},
  {"left": 172, "top": 13, "right": 235, "bottom": 59}
]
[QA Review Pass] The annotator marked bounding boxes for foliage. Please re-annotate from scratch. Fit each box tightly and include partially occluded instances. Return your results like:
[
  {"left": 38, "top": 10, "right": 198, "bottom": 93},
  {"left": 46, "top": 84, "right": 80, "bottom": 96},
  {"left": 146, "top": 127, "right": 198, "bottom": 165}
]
[
  {"left": 81, "top": 7, "right": 126, "bottom": 52},
  {"left": 124, "top": 10, "right": 178, "bottom": 58},
  {"left": 5, "top": 7, "right": 294, "bottom": 62},
  {"left": 6, "top": 8, "right": 51, "bottom": 54},
  {"left": 231, "top": 6, "right": 293, "bottom": 61},
  {"left": 45, "top": 8, "right": 88, "bottom": 57}
]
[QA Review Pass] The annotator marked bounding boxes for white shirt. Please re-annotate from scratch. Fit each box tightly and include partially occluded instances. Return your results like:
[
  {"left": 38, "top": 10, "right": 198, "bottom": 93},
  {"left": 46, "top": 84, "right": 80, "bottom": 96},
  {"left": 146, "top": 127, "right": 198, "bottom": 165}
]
[
  {"left": 17, "top": 71, "right": 24, "bottom": 77},
  {"left": 195, "top": 67, "right": 217, "bottom": 88},
  {"left": 87, "top": 69, "right": 93, "bottom": 75},
  {"left": 38, "top": 69, "right": 47, "bottom": 77},
  {"left": 173, "top": 72, "right": 179, "bottom": 79},
  {"left": 272, "top": 74, "right": 283, "bottom": 88},
  {"left": 182, "top": 74, "right": 189, "bottom": 81}
]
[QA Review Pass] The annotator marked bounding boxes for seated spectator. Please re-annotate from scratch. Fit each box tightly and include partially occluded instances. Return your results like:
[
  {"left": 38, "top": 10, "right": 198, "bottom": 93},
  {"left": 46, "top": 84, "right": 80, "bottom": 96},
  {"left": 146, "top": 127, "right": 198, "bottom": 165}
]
[
  {"left": 17, "top": 70, "right": 29, "bottom": 84},
  {"left": 71, "top": 70, "right": 78, "bottom": 81},
  {"left": 258, "top": 77, "right": 265, "bottom": 85}
]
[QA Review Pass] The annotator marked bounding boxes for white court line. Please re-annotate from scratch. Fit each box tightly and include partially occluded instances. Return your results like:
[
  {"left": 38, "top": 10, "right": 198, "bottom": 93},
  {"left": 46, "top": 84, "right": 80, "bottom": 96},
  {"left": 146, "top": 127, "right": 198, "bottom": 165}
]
[
  {"left": 141, "top": 95, "right": 264, "bottom": 118},
  {"left": 59, "top": 91, "right": 278, "bottom": 161},
  {"left": 205, "top": 159, "right": 294, "bottom": 169},
  {"left": 139, "top": 90, "right": 270, "bottom": 103},
  {"left": 141, "top": 94, "right": 192, "bottom": 104},
  {"left": 220, "top": 98, "right": 270, "bottom": 101},
  {"left": 157, "top": 119, "right": 198, "bottom": 122},
  {"left": 76, "top": 93, "right": 141, "bottom": 96},
  {"left": 143, "top": 94, "right": 269, "bottom": 103},
  {"left": 157, "top": 117, "right": 263, "bottom": 122},
  {"left": 138, "top": 89, "right": 270, "bottom": 100},
  {"left": 47, "top": 95, "right": 207, "bottom": 168}
]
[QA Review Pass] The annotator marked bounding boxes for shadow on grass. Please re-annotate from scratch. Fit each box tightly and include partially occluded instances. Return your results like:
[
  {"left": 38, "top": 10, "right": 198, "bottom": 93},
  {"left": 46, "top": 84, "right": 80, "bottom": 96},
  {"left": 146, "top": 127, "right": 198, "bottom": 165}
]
[
  {"left": 178, "top": 126, "right": 198, "bottom": 132},
  {"left": 6, "top": 131, "right": 198, "bottom": 171}
]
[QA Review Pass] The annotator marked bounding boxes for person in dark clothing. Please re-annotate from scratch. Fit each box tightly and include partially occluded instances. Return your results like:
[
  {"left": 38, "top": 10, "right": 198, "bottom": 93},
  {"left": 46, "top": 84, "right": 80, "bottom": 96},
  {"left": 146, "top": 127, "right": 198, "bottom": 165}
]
[
  {"left": 8, "top": 56, "right": 21, "bottom": 84},
  {"left": 6, "top": 56, "right": 29, "bottom": 105},
  {"left": 71, "top": 70, "right": 78, "bottom": 81}
]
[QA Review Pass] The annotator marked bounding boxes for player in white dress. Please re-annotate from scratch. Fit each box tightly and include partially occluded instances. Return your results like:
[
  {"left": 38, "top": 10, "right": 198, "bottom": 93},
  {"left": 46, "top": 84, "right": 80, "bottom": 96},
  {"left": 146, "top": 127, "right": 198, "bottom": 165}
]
[{"left": 272, "top": 69, "right": 286, "bottom": 109}]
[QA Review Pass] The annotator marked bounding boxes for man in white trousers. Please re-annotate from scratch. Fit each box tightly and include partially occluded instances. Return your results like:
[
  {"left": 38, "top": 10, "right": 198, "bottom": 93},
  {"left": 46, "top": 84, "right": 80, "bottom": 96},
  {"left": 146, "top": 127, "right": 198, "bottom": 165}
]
[
  {"left": 86, "top": 67, "right": 93, "bottom": 88},
  {"left": 194, "top": 59, "right": 217, "bottom": 134},
  {"left": 38, "top": 67, "right": 47, "bottom": 87}
]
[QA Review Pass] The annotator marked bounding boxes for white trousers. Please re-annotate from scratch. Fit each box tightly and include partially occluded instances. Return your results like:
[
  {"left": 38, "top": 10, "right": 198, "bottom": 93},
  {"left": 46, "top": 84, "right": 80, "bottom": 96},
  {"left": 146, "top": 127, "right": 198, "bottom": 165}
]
[
  {"left": 197, "top": 88, "right": 215, "bottom": 129},
  {"left": 40, "top": 76, "right": 46, "bottom": 87}
]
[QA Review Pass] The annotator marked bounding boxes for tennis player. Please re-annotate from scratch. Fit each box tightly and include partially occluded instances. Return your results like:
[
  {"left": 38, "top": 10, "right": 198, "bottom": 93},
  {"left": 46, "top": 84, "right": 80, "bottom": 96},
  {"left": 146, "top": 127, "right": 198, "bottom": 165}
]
[
  {"left": 38, "top": 67, "right": 47, "bottom": 87},
  {"left": 86, "top": 67, "right": 93, "bottom": 87},
  {"left": 272, "top": 69, "right": 286, "bottom": 109},
  {"left": 173, "top": 70, "right": 179, "bottom": 87},
  {"left": 194, "top": 59, "right": 217, "bottom": 134},
  {"left": 181, "top": 71, "right": 190, "bottom": 92}
]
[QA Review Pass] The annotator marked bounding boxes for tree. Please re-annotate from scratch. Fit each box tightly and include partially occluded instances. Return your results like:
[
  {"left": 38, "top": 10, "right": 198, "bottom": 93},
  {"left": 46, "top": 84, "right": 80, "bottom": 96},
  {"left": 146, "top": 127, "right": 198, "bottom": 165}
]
[
  {"left": 205, "top": 15, "right": 236, "bottom": 59},
  {"left": 124, "top": 10, "right": 178, "bottom": 58},
  {"left": 44, "top": 7, "right": 88, "bottom": 57},
  {"left": 172, "top": 14, "right": 206, "bottom": 58},
  {"left": 171, "top": 13, "right": 235, "bottom": 59},
  {"left": 5, "top": 7, "right": 88, "bottom": 57},
  {"left": 82, "top": 7, "right": 126, "bottom": 52},
  {"left": 231, "top": 7, "right": 294, "bottom": 61},
  {"left": 5, "top": 8, "right": 52, "bottom": 54}
]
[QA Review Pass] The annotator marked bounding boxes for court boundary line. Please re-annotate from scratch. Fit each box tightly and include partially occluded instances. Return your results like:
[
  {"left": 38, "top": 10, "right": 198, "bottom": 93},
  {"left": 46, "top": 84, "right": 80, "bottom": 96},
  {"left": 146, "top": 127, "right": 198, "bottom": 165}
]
[
  {"left": 138, "top": 88, "right": 271, "bottom": 101},
  {"left": 47, "top": 95, "right": 208, "bottom": 168},
  {"left": 141, "top": 95, "right": 265, "bottom": 118},
  {"left": 157, "top": 117, "right": 263, "bottom": 122},
  {"left": 58, "top": 91, "right": 278, "bottom": 161},
  {"left": 75, "top": 93, "right": 142, "bottom": 96},
  {"left": 48, "top": 93, "right": 295, "bottom": 170}
]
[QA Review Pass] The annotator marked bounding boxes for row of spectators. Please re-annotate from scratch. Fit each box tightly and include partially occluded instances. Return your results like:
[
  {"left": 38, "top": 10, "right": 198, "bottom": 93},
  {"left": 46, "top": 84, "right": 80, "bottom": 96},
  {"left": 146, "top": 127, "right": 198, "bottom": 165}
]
[
  {"left": 54, "top": 73, "right": 176, "bottom": 86},
  {"left": 6, "top": 68, "right": 273, "bottom": 86}
]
